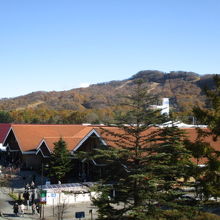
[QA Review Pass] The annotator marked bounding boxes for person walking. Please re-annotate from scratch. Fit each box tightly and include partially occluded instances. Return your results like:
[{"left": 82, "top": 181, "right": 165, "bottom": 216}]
[
  {"left": 31, "top": 191, "right": 35, "bottom": 204},
  {"left": 13, "top": 202, "right": 19, "bottom": 216},
  {"left": 32, "top": 203, "right": 36, "bottom": 215},
  {"left": 20, "top": 203, "right": 25, "bottom": 217},
  {"left": 23, "top": 190, "right": 30, "bottom": 209},
  {"left": 36, "top": 203, "right": 41, "bottom": 215}
]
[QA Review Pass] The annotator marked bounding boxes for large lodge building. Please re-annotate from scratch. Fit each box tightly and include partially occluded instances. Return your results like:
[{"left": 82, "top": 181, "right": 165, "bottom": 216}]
[{"left": 0, "top": 123, "right": 219, "bottom": 181}]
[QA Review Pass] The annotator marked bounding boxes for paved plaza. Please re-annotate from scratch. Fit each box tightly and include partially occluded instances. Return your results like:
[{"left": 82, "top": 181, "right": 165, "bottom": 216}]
[
  {"left": 0, "top": 186, "right": 97, "bottom": 220},
  {"left": 0, "top": 170, "right": 98, "bottom": 220}
]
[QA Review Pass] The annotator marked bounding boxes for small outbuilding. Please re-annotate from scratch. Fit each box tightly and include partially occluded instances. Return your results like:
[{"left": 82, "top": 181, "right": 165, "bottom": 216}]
[{"left": 38, "top": 182, "right": 96, "bottom": 205}]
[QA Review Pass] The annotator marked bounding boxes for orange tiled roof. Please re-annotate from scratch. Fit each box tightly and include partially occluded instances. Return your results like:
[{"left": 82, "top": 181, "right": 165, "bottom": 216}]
[
  {"left": 6, "top": 124, "right": 220, "bottom": 165},
  {"left": 183, "top": 128, "right": 220, "bottom": 151},
  {"left": 95, "top": 126, "right": 220, "bottom": 148},
  {"left": 94, "top": 126, "right": 161, "bottom": 148},
  {"left": 42, "top": 127, "right": 95, "bottom": 152},
  {"left": 10, "top": 124, "right": 92, "bottom": 152},
  {"left": 42, "top": 137, "right": 82, "bottom": 152},
  {"left": 183, "top": 128, "right": 220, "bottom": 164},
  {"left": 95, "top": 126, "right": 220, "bottom": 165}
]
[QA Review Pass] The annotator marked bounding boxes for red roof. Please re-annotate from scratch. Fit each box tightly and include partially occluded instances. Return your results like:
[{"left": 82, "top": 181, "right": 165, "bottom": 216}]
[{"left": 0, "top": 123, "right": 11, "bottom": 143}]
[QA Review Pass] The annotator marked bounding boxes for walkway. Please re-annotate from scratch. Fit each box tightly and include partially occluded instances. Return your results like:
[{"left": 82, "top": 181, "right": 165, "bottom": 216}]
[
  {"left": 0, "top": 185, "right": 96, "bottom": 220},
  {"left": 0, "top": 170, "right": 97, "bottom": 220}
]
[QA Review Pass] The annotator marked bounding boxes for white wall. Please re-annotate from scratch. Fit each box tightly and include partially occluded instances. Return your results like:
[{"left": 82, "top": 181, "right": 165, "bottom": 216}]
[{"left": 45, "top": 191, "right": 94, "bottom": 206}]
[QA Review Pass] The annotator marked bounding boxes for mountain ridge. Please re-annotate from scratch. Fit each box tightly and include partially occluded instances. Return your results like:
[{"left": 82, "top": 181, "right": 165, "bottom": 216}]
[{"left": 0, "top": 70, "right": 217, "bottom": 113}]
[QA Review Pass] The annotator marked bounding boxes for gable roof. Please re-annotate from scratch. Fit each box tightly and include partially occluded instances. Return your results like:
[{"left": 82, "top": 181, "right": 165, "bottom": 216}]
[
  {"left": 5, "top": 124, "right": 90, "bottom": 152},
  {"left": 3, "top": 124, "right": 220, "bottom": 165},
  {"left": 42, "top": 137, "right": 81, "bottom": 152},
  {"left": 39, "top": 127, "right": 100, "bottom": 153}
]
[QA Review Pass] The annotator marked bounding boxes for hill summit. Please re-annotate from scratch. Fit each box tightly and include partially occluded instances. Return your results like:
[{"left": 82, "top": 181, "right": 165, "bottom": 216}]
[{"left": 0, "top": 70, "right": 216, "bottom": 112}]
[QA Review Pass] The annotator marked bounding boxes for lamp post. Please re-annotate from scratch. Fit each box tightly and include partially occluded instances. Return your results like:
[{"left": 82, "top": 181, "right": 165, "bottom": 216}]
[
  {"left": 40, "top": 162, "right": 44, "bottom": 220},
  {"left": 58, "top": 181, "right": 62, "bottom": 220},
  {"left": 41, "top": 162, "right": 43, "bottom": 191}
]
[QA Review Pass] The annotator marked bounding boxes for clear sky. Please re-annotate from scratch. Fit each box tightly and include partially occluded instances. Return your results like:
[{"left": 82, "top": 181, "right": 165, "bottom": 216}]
[{"left": 0, "top": 0, "right": 220, "bottom": 98}]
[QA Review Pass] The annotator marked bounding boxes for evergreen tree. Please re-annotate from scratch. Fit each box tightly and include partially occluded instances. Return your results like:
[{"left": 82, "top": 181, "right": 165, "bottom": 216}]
[
  {"left": 48, "top": 138, "right": 72, "bottom": 183},
  {"left": 147, "top": 126, "right": 198, "bottom": 219},
  {"left": 184, "top": 138, "right": 212, "bottom": 200},
  {"left": 200, "top": 153, "right": 220, "bottom": 201},
  {"left": 193, "top": 74, "right": 220, "bottom": 201},
  {"left": 91, "top": 80, "right": 195, "bottom": 220},
  {"left": 193, "top": 74, "right": 220, "bottom": 139}
]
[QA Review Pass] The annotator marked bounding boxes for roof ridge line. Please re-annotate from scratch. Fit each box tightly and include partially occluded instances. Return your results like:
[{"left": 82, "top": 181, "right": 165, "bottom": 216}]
[{"left": 43, "top": 136, "right": 79, "bottom": 138}]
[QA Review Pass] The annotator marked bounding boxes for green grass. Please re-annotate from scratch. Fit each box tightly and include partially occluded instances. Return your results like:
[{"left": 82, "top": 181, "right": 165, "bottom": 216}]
[{"left": 8, "top": 192, "right": 19, "bottom": 201}]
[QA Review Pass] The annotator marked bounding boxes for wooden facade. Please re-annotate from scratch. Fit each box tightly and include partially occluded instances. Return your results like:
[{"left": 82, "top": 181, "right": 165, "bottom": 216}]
[
  {"left": 2, "top": 126, "right": 106, "bottom": 181},
  {"left": 2, "top": 124, "right": 219, "bottom": 182},
  {"left": 71, "top": 134, "right": 105, "bottom": 181},
  {"left": 3, "top": 129, "right": 23, "bottom": 167}
]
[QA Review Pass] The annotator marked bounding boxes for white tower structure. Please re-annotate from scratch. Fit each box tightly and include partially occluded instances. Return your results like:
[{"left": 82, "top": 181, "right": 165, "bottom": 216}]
[
  {"left": 151, "top": 98, "right": 169, "bottom": 116},
  {"left": 161, "top": 98, "right": 169, "bottom": 115}
]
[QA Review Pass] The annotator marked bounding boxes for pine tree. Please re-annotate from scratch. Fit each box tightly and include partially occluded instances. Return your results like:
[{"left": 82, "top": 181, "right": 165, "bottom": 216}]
[
  {"left": 193, "top": 74, "right": 220, "bottom": 139},
  {"left": 48, "top": 138, "right": 72, "bottom": 183},
  {"left": 147, "top": 126, "right": 198, "bottom": 219},
  {"left": 91, "top": 80, "right": 196, "bottom": 220},
  {"left": 200, "top": 154, "right": 220, "bottom": 200},
  {"left": 193, "top": 75, "right": 220, "bottom": 201},
  {"left": 184, "top": 138, "right": 213, "bottom": 200}
]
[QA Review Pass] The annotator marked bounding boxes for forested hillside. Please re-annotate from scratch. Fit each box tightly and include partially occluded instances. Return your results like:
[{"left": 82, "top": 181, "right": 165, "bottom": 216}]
[{"left": 0, "top": 70, "right": 217, "bottom": 124}]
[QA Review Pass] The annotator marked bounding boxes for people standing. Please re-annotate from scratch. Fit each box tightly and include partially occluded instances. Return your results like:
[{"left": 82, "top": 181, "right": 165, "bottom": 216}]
[
  {"left": 31, "top": 191, "right": 35, "bottom": 204},
  {"left": 25, "top": 183, "right": 30, "bottom": 191},
  {"left": 23, "top": 190, "right": 30, "bottom": 209},
  {"left": 32, "top": 203, "right": 36, "bottom": 215},
  {"left": 18, "top": 193, "right": 22, "bottom": 205},
  {"left": 20, "top": 203, "right": 25, "bottom": 217},
  {"left": 13, "top": 202, "right": 19, "bottom": 216},
  {"left": 36, "top": 203, "right": 41, "bottom": 215}
]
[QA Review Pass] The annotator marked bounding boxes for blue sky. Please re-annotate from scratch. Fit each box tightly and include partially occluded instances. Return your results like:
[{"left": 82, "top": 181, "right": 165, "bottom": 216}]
[{"left": 0, "top": 0, "right": 220, "bottom": 98}]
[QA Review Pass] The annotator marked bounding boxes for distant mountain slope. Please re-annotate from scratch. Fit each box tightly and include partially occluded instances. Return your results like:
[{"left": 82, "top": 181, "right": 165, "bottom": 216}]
[{"left": 0, "top": 71, "right": 216, "bottom": 112}]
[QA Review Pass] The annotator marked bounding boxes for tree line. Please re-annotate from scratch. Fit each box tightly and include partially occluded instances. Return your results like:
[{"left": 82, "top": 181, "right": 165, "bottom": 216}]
[{"left": 0, "top": 107, "right": 115, "bottom": 124}]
